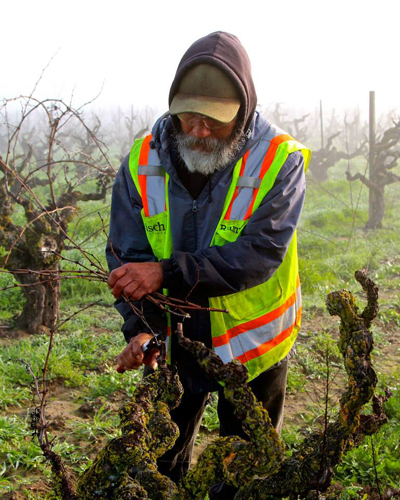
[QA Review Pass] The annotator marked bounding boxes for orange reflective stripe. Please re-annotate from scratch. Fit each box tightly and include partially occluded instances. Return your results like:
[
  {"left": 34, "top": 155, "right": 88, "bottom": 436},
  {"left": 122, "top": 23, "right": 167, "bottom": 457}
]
[
  {"left": 139, "top": 134, "right": 152, "bottom": 165},
  {"left": 224, "top": 150, "right": 250, "bottom": 220},
  {"left": 138, "top": 175, "right": 148, "bottom": 216},
  {"left": 138, "top": 135, "right": 153, "bottom": 217},
  {"left": 213, "top": 290, "right": 296, "bottom": 348},
  {"left": 243, "top": 134, "right": 293, "bottom": 220},
  {"left": 236, "top": 307, "right": 302, "bottom": 364},
  {"left": 213, "top": 275, "right": 300, "bottom": 348},
  {"left": 259, "top": 134, "right": 293, "bottom": 178}
]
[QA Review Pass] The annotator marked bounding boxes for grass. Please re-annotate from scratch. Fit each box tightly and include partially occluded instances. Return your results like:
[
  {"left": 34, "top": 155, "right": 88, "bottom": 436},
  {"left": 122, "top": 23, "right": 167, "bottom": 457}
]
[
  {"left": 0, "top": 306, "right": 143, "bottom": 495},
  {"left": 0, "top": 308, "right": 142, "bottom": 404},
  {"left": 0, "top": 413, "right": 90, "bottom": 495},
  {"left": 0, "top": 273, "right": 22, "bottom": 320},
  {"left": 379, "top": 297, "right": 400, "bottom": 327},
  {"left": 298, "top": 174, "right": 400, "bottom": 311},
  {"left": 70, "top": 404, "right": 121, "bottom": 442},
  {"left": 334, "top": 387, "right": 400, "bottom": 491},
  {"left": 0, "top": 166, "right": 399, "bottom": 497}
]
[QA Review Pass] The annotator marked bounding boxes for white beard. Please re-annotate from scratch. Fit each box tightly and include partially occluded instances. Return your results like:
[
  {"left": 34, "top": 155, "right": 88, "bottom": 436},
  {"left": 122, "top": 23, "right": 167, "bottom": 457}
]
[{"left": 174, "top": 132, "right": 246, "bottom": 175}]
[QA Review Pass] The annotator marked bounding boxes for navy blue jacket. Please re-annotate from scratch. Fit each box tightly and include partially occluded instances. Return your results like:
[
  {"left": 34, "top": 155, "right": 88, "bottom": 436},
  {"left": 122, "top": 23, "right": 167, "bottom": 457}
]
[{"left": 106, "top": 112, "right": 305, "bottom": 391}]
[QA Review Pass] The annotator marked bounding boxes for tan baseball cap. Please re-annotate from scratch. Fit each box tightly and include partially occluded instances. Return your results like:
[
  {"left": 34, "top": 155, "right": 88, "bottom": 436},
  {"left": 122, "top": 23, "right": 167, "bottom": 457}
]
[{"left": 169, "top": 64, "right": 241, "bottom": 123}]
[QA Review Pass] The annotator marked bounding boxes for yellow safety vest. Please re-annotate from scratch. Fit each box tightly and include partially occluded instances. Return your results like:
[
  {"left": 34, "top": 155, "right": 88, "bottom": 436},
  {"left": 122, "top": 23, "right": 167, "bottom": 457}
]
[{"left": 129, "top": 127, "right": 311, "bottom": 381}]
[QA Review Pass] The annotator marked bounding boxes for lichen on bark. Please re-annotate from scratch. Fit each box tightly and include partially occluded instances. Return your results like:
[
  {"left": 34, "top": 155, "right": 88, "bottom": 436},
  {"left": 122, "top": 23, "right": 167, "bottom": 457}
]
[
  {"left": 175, "top": 327, "right": 285, "bottom": 499},
  {"left": 236, "top": 270, "right": 384, "bottom": 499},
  {"left": 75, "top": 358, "right": 183, "bottom": 499}
]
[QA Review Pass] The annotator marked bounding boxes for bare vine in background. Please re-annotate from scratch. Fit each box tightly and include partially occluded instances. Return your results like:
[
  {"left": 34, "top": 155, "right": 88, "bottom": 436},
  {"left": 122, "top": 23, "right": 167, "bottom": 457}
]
[
  {"left": 346, "top": 118, "right": 400, "bottom": 229},
  {"left": 0, "top": 92, "right": 115, "bottom": 333},
  {"left": 310, "top": 130, "right": 367, "bottom": 182}
]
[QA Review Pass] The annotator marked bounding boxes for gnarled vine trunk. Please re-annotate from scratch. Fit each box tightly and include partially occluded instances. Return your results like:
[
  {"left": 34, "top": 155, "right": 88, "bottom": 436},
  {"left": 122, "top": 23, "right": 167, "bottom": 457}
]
[
  {"left": 346, "top": 120, "right": 400, "bottom": 229},
  {"left": 14, "top": 268, "right": 61, "bottom": 333},
  {"left": 0, "top": 96, "right": 114, "bottom": 335},
  {"left": 38, "top": 271, "right": 389, "bottom": 500}
]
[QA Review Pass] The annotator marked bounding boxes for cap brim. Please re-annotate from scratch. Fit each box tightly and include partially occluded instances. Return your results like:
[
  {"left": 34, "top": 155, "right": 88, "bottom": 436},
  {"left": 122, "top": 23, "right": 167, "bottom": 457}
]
[{"left": 170, "top": 94, "right": 240, "bottom": 123}]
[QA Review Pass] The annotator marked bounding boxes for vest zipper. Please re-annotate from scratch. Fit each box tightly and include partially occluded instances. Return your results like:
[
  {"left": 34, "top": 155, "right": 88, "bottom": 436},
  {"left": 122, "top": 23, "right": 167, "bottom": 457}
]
[{"left": 192, "top": 199, "right": 198, "bottom": 249}]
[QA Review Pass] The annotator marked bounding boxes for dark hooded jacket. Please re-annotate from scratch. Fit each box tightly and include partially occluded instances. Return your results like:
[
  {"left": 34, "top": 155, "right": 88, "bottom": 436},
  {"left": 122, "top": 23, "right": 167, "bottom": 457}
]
[
  {"left": 106, "top": 32, "right": 306, "bottom": 392},
  {"left": 169, "top": 31, "right": 257, "bottom": 135}
]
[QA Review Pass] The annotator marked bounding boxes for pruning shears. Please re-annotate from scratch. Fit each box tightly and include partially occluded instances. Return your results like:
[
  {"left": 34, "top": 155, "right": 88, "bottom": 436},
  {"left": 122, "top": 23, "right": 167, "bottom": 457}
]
[
  {"left": 142, "top": 333, "right": 163, "bottom": 356},
  {"left": 142, "top": 333, "right": 166, "bottom": 367},
  {"left": 116, "top": 334, "right": 165, "bottom": 373}
]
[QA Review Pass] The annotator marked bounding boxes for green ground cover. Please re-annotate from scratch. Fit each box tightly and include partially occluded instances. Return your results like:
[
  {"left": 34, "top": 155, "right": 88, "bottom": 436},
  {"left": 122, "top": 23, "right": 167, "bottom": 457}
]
[{"left": 0, "top": 167, "right": 399, "bottom": 498}]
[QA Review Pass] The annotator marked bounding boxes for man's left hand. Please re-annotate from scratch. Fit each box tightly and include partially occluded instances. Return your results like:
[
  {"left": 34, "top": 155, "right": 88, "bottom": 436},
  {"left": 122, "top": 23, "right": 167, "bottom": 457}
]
[{"left": 107, "top": 262, "right": 163, "bottom": 300}]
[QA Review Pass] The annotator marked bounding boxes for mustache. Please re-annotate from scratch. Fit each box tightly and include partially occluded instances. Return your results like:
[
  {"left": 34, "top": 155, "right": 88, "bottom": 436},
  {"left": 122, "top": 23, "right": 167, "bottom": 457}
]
[
  {"left": 176, "top": 134, "right": 221, "bottom": 153},
  {"left": 173, "top": 129, "right": 246, "bottom": 176}
]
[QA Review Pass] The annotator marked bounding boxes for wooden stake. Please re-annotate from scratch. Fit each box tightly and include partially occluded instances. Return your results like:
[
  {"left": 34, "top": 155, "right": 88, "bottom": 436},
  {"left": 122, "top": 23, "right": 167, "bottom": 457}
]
[
  {"left": 369, "top": 91, "right": 376, "bottom": 224},
  {"left": 320, "top": 99, "right": 324, "bottom": 149}
]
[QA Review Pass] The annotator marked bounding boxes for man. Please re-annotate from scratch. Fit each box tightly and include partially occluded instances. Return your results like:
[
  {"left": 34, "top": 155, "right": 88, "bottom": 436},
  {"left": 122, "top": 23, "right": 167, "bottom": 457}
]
[{"left": 107, "top": 31, "right": 311, "bottom": 491}]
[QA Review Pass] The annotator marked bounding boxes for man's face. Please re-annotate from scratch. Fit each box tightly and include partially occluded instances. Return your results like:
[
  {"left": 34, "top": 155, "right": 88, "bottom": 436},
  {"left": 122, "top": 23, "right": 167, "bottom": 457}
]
[
  {"left": 174, "top": 113, "right": 245, "bottom": 175},
  {"left": 179, "top": 113, "right": 237, "bottom": 147}
]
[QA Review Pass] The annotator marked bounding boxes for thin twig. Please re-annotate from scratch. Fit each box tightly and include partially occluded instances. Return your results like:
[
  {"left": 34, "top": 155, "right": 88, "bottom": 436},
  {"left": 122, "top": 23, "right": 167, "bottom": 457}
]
[
  {"left": 56, "top": 299, "right": 103, "bottom": 330},
  {"left": 370, "top": 436, "right": 383, "bottom": 500},
  {"left": 308, "top": 176, "right": 366, "bottom": 224},
  {"left": 185, "top": 264, "right": 201, "bottom": 302},
  {"left": 1, "top": 157, "right": 105, "bottom": 274},
  {"left": 99, "top": 212, "right": 122, "bottom": 267},
  {"left": 345, "top": 159, "right": 369, "bottom": 254}
]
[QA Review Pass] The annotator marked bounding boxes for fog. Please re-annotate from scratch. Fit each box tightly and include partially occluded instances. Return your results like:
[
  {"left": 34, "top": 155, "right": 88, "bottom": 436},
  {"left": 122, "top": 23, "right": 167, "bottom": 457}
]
[{"left": 3, "top": 0, "right": 399, "bottom": 121}]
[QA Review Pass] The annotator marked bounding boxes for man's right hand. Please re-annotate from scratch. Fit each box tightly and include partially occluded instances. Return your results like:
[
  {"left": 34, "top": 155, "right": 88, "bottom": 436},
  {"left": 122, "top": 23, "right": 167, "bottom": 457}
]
[
  {"left": 116, "top": 333, "right": 160, "bottom": 373},
  {"left": 107, "top": 262, "right": 163, "bottom": 301}
]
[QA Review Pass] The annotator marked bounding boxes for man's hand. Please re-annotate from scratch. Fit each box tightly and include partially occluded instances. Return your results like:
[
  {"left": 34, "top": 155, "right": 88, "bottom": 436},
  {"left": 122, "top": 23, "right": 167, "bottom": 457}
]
[
  {"left": 116, "top": 333, "right": 160, "bottom": 372},
  {"left": 107, "top": 262, "right": 163, "bottom": 301}
]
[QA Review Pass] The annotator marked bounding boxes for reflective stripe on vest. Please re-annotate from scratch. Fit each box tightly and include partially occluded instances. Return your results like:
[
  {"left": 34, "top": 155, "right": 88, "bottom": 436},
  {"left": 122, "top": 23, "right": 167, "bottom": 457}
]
[
  {"left": 224, "top": 134, "right": 293, "bottom": 221},
  {"left": 213, "top": 279, "right": 301, "bottom": 363},
  {"left": 129, "top": 135, "right": 172, "bottom": 262},
  {"left": 129, "top": 135, "right": 172, "bottom": 362},
  {"left": 130, "top": 135, "right": 167, "bottom": 217},
  {"left": 129, "top": 126, "right": 311, "bottom": 381}
]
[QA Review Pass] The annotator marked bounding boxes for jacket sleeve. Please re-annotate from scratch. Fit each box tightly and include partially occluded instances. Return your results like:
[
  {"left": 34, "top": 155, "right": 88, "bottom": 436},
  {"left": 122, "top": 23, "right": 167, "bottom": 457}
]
[
  {"left": 161, "top": 150, "right": 306, "bottom": 297},
  {"left": 106, "top": 156, "right": 167, "bottom": 341}
]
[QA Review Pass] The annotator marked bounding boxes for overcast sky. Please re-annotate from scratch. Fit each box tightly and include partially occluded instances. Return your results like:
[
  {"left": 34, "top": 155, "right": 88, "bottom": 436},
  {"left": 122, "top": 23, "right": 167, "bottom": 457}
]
[{"left": 3, "top": 0, "right": 399, "bottom": 119}]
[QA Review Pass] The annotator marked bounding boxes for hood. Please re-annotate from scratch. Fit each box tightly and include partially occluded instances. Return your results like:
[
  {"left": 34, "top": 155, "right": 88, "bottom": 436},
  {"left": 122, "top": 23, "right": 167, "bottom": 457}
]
[{"left": 168, "top": 32, "right": 257, "bottom": 135}]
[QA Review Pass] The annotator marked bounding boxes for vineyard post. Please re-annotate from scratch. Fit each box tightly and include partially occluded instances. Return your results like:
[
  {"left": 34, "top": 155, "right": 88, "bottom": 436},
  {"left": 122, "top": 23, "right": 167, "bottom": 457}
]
[
  {"left": 320, "top": 99, "right": 324, "bottom": 149},
  {"left": 369, "top": 90, "right": 376, "bottom": 225}
]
